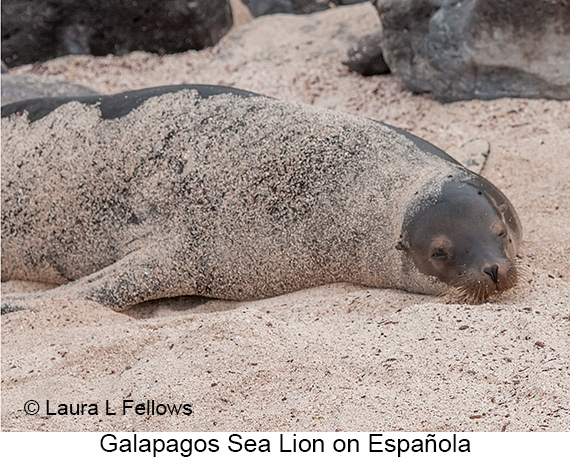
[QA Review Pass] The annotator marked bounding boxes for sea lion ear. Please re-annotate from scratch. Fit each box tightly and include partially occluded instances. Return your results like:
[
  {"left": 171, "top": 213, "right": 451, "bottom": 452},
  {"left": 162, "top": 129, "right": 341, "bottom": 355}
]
[{"left": 396, "top": 240, "right": 409, "bottom": 251}]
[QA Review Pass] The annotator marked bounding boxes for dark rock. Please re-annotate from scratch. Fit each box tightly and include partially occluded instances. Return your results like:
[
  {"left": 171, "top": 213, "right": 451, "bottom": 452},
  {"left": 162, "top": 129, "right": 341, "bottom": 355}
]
[
  {"left": 243, "top": 0, "right": 369, "bottom": 16},
  {"left": 244, "top": 0, "right": 292, "bottom": 15},
  {"left": 343, "top": 32, "right": 390, "bottom": 76},
  {"left": 1, "top": 0, "right": 233, "bottom": 68},
  {"left": 2, "top": 74, "right": 100, "bottom": 106},
  {"left": 374, "top": 0, "right": 570, "bottom": 101}
]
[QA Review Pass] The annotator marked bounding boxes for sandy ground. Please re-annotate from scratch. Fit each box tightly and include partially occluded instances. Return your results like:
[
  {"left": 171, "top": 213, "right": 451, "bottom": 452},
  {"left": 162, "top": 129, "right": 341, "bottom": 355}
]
[{"left": 2, "top": 3, "right": 569, "bottom": 432}]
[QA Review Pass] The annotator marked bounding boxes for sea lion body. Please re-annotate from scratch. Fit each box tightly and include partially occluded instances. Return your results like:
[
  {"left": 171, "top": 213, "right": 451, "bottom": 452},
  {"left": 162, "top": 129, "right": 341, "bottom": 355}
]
[{"left": 1, "top": 85, "right": 522, "bottom": 309}]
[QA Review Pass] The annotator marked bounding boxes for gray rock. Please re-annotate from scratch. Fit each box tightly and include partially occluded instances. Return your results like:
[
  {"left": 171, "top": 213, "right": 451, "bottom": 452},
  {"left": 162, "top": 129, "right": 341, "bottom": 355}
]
[
  {"left": 244, "top": 0, "right": 293, "bottom": 15},
  {"left": 374, "top": 0, "right": 570, "bottom": 101},
  {"left": 343, "top": 32, "right": 391, "bottom": 76},
  {"left": 1, "top": 0, "right": 233, "bottom": 68},
  {"left": 2, "top": 74, "right": 99, "bottom": 106},
  {"left": 243, "top": 0, "right": 369, "bottom": 16}
]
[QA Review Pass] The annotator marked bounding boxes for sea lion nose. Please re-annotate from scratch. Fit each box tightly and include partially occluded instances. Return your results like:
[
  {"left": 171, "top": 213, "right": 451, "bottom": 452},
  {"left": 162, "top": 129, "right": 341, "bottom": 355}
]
[{"left": 483, "top": 264, "right": 500, "bottom": 284}]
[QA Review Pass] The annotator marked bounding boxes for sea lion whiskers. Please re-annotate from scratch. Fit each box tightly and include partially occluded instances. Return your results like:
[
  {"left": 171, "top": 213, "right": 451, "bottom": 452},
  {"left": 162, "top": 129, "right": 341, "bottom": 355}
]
[{"left": 442, "top": 258, "right": 520, "bottom": 304}]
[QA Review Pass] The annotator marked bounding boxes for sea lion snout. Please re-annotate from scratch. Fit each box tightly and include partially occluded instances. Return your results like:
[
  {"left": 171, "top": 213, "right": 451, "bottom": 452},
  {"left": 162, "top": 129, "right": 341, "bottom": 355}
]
[
  {"left": 456, "top": 256, "right": 519, "bottom": 303},
  {"left": 473, "top": 256, "right": 512, "bottom": 288}
]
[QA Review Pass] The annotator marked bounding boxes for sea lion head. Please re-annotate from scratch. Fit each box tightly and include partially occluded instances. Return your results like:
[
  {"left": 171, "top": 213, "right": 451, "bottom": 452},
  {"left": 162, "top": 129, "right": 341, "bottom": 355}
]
[{"left": 399, "top": 179, "right": 523, "bottom": 303}]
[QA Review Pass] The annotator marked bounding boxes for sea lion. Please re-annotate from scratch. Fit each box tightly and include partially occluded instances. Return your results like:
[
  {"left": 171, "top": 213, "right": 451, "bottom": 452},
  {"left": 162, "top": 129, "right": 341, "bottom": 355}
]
[{"left": 1, "top": 85, "right": 522, "bottom": 310}]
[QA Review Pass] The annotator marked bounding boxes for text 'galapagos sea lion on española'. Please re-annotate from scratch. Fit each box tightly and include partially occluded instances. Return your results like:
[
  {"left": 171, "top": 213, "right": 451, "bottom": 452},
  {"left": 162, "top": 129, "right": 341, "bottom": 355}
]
[{"left": 1, "top": 85, "right": 523, "bottom": 311}]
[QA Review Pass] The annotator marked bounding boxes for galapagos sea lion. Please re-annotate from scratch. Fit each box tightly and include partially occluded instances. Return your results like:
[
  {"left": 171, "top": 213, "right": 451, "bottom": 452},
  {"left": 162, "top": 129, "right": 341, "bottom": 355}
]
[{"left": 1, "top": 85, "right": 522, "bottom": 310}]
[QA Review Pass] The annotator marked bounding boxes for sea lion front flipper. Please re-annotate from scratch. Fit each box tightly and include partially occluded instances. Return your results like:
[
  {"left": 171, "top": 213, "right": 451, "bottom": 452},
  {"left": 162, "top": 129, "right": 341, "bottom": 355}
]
[
  {"left": 62, "top": 246, "right": 201, "bottom": 310},
  {"left": 2, "top": 245, "right": 198, "bottom": 311}
]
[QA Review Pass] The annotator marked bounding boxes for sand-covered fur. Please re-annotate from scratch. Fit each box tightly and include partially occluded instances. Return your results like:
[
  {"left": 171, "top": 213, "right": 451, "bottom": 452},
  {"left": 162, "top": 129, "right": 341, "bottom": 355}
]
[{"left": 3, "top": 87, "right": 469, "bottom": 309}]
